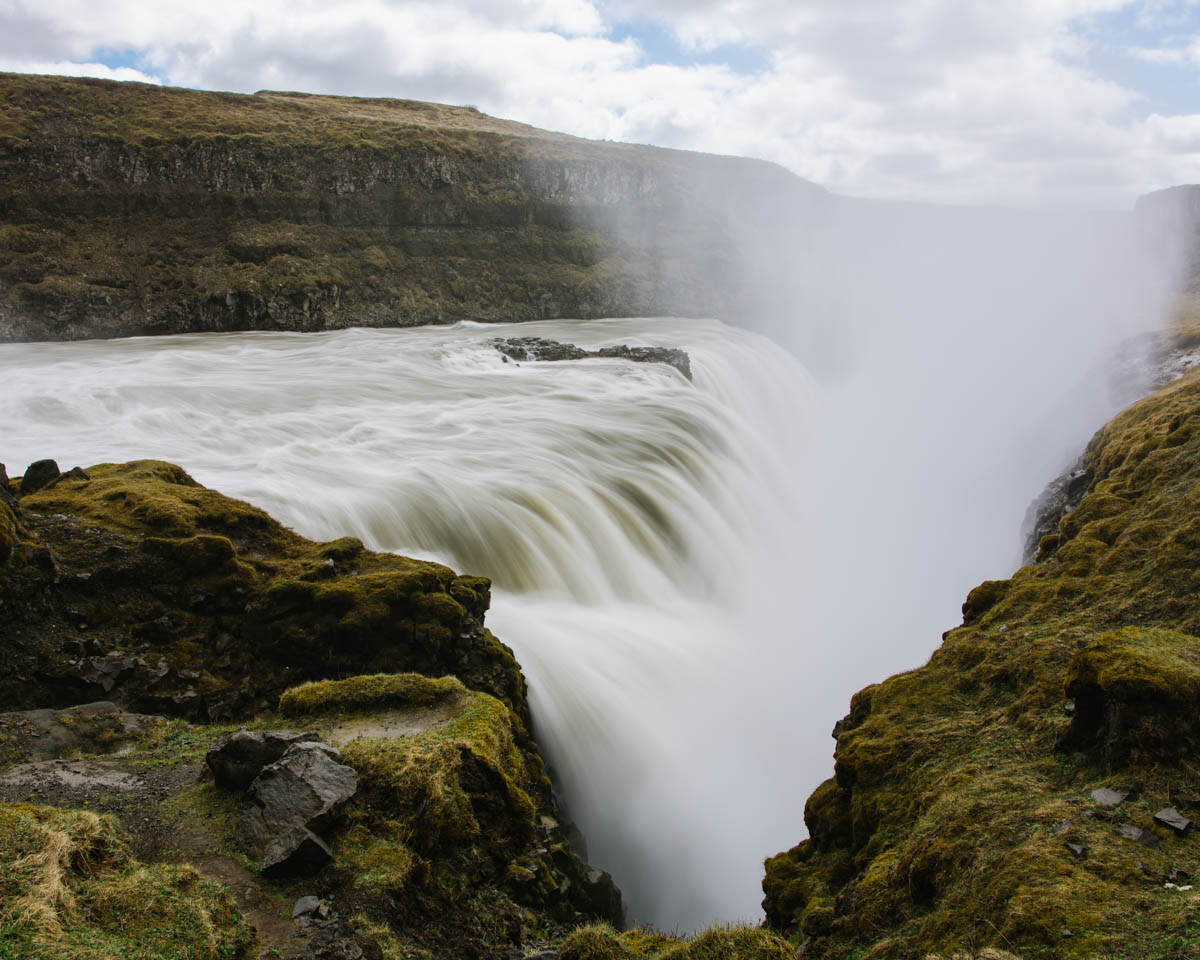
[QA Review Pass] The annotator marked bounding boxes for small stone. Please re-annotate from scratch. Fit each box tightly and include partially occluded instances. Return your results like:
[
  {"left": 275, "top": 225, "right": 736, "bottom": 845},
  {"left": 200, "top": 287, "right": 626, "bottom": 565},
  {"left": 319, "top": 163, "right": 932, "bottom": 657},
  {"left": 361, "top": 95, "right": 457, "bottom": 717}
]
[
  {"left": 1085, "top": 808, "right": 1115, "bottom": 822},
  {"left": 1061, "top": 926, "right": 1073, "bottom": 938},
  {"left": 1051, "top": 819, "right": 1072, "bottom": 836},
  {"left": 292, "top": 896, "right": 321, "bottom": 919},
  {"left": 1090, "top": 787, "right": 1129, "bottom": 808},
  {"left": 1154, "top": 808, "right": 1193, "bottom": 836},
  {"left": 1065, "top": 842, "right": 1088, "bottom": 860},
  {"left": 1063, "top": 700, "right": 1075, "bottom": 716},
  {"left": 1115, "top": 824, "right": 1161, "bottom": 850}
]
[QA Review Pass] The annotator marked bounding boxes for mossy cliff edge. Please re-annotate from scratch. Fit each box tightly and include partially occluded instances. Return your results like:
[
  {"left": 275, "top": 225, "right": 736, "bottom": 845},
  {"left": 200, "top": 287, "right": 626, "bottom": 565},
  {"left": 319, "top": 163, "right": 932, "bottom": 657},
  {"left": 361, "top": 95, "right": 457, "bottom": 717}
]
[
  {"left": 763, "top": 357, "right": 1200, "bottom": 957},
  {"left": 0, "top": 459, "right": 792, "bottom": 959},
  {"left": 0, "top": 460, "right": 608, "bottom": 957},
  {"left": 0, "top": 72, "right": 827, "bottom": 342}
]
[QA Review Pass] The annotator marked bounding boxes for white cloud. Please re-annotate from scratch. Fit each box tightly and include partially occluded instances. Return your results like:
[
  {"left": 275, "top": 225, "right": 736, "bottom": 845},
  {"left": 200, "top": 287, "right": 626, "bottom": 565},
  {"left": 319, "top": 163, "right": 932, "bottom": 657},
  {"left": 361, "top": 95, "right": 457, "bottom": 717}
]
[{"left": 0, "top": 0, "right": 1197, "bottom": 205}]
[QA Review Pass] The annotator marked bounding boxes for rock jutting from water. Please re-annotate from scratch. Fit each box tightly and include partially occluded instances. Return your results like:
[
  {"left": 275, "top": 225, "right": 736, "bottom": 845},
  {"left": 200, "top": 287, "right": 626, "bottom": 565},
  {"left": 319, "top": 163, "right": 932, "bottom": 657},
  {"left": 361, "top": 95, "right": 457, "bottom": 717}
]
[{"left": 491, "top": 336, "right": 693, "bottom": 380}]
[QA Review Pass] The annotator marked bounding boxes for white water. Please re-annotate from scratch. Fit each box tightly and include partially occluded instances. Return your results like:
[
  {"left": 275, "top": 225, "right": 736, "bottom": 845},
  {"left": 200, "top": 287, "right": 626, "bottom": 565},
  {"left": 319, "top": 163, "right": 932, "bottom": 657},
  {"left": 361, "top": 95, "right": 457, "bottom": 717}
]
[{"left": 0, "top": 316, "right": 826, "bottom": 928}]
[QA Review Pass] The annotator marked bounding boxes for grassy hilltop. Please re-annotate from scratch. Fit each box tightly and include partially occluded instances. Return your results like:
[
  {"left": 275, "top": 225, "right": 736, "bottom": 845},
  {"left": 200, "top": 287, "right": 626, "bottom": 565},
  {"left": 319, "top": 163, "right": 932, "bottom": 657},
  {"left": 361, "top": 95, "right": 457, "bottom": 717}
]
[{"left": 0, "top": 72, "right": 826, "bottom": 341}]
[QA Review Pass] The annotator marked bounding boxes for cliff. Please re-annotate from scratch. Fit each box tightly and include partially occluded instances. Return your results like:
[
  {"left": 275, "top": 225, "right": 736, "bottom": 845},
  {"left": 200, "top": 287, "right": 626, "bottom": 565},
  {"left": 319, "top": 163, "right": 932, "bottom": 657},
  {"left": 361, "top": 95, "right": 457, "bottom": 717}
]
[
  {"left": 0, "top": 72, "right": 827, "bottom": 342},
  {"left": 762, "top": 329, "right": 1200, "bottom": 957}
]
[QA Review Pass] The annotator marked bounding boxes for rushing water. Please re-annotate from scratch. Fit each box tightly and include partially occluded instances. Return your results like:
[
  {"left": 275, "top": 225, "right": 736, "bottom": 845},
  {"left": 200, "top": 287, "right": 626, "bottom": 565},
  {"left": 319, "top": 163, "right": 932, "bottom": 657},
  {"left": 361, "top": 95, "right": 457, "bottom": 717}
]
[{"left": 0, "top": 316, "right": 829, "bottom": 928}]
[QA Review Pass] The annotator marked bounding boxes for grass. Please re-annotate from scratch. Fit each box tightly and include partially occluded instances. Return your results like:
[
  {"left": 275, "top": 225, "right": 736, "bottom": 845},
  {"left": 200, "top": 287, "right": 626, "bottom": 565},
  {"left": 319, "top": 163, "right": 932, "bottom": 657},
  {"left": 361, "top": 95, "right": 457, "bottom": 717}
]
[
  {"left": 278, "top": 672, "right": 466, "bottom": 717},
  {"left": 559, "top": 923, "right": 793, "bottom": 960},
  {"left": 763, "top": 364, "right": 1200, "bottom": 957},
  {"left": 0, "top": 802, "right": 254, "bottom": 959}
]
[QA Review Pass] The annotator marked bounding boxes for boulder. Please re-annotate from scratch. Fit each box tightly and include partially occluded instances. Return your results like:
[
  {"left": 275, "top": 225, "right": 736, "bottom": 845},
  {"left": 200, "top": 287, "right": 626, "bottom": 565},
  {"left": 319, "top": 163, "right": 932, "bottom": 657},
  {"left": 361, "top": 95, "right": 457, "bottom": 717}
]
[
  {"left": 1090, "top": 788, "right": 1128, "bottom": 808},
  {"left": 260, "top": 824, "right": 333, "bottom": 878},
  {"left": 205, "top": 729, "right": 319, "bottom": 790},
  {"left": 19, "top": 459, "right": 60, "bottom": 496},
  {"left": 238, "top": 740, "right": 357, "bottom": 858}
]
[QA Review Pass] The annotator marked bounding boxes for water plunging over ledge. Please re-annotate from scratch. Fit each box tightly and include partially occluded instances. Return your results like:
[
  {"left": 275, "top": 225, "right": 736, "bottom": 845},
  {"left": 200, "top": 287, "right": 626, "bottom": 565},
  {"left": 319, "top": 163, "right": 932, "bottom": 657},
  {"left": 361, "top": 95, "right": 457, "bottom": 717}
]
[{"left": 0, "top": 316, "right": 823, "bottom": 929}]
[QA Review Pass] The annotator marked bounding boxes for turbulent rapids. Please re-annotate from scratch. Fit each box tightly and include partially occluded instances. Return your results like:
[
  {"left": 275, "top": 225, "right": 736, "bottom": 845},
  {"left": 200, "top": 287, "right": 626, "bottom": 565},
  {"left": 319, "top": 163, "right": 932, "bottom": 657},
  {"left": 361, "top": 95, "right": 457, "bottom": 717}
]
[{"left": 0, "top": 316, "right": 824, "bottom": 929}]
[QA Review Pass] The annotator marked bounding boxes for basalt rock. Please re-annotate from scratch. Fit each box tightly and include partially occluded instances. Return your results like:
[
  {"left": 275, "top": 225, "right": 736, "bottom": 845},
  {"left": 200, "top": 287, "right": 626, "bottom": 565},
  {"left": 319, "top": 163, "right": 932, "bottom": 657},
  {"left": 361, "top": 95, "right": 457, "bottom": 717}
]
[
  {"left": 237, "top": 740, "right": 358, "bottom": 864},
  {"left": 206, "top": 728, "right": 320, "bottom": 790},
  {"left": 492, "top": 337, "right": 692, "bottom": 381},
  {"left": 18, "top": 458, "right": 61, "bottom": 496}
]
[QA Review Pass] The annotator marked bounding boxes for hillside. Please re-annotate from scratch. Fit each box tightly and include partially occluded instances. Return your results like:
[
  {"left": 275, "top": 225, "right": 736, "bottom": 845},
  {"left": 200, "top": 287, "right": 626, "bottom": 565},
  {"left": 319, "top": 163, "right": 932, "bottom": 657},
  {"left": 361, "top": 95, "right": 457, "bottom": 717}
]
[
  {"left": 762, "top": 328, "right": 1200, "bottom": 958},
  {"left": 0, "top": 72, "right": 827, "bottom": 341}
]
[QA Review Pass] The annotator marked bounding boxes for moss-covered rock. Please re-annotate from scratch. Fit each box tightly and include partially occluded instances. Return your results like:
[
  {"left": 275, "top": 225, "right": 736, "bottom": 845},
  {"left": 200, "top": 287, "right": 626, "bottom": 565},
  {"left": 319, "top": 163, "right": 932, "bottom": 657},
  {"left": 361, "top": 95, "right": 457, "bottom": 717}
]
[
  {"left": 1, "top": 460, "right": 525, "bottom": 720},
  {"left": 279, "top": 672, "right": 466, "bottom": 717},
  {"left": 763, "top": 365, "right": 1200, "bottom": 958}
]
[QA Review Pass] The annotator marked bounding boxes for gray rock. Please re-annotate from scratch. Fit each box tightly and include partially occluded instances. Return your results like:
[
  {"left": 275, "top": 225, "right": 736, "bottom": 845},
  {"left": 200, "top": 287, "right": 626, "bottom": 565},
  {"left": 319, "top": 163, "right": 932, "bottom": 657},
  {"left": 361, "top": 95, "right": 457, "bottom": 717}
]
[
  {"left": 1065, "top": 842, "right": 1088, "bottom": 860},
  {"left": 260, "top": 825, "right": 332, "bottom": 877},
  {"left": 238, "top": 740, "right": 357, "bottom": 856},
  {"left": 1021, "top": 456, "right": 1092, "bottom": 563},
  {"left": 1089, "top": 787, "right": 1129, "bottom": 808},
  {"left": 19, "top": 459, "right": 60, "bottom": 496},
  {"left": 1154, "top": 808, "right": 1193, "bottom": 835},
  {"left": 0, "top": 463, "right": 16, "bottom": 510},
  {"left": 1115, "top": 824, "right": 1161, "bottom": 849},
  {"left": 292, "top": 895, "right": 321, "bottom": 919},
  {"left": 206, "top": 729, "right": 319, "bottom": 790},
  {"left": 491, "top": 337, "right": 693, "bottom": 380}
]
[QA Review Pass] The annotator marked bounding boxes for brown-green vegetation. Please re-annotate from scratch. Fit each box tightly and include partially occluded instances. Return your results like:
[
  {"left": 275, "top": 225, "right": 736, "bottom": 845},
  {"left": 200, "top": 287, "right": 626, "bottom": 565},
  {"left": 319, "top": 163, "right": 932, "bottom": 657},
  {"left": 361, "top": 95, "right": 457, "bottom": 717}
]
[
  {"left": 559, "top": 923, "right": 793, "bottom": 960},
  {"left": 0, "top": 802, "right": 254, "bottom": 959},
  {"left": 0, "top": 461, "right": 621, "bottom": 958},
  {"left": 0, "top": 71, "right": 826, "bottom": 342},
  {"left": 0, "top": 459, "right": 525, "bottom": 719},
  {"left": 279, "top": 672, "right": 466, "bottom": 717},
  {"left": 763, "top": 364, "right": 1200, "bottom": 957}
]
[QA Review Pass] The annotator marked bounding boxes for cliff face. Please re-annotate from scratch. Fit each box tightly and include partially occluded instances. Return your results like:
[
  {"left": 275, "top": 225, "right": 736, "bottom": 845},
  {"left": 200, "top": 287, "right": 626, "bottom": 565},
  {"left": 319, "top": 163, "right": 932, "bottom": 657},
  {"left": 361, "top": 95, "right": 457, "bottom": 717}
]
[
  {"left": 762, "top": 341, "right": 1200, "bottom": 958},
  {"left": 0, "top": 73, "right": 827, "bottom": 341}
]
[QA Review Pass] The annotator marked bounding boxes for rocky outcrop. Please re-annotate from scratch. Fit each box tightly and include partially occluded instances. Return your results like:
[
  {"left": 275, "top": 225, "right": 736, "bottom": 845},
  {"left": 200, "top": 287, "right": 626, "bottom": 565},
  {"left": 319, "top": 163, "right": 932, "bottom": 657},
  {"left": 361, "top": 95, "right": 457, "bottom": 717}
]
[
  {"left": 0, "top": 72, "right": 829, "bottom": 343},
  {"left": 0, "top": 458, "right": 524, "bottom": 720},
  {"left": 492, "top": 336, "right": 693, "bottom": 380},
  {"left": 764, "top": 363, "right": 1200, "bottom": 957}
]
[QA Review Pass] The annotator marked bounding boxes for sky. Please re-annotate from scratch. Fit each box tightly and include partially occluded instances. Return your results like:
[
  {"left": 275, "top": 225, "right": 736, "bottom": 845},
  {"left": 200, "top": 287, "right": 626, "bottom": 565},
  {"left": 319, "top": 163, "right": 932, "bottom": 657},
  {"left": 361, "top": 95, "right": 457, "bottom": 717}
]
[{"left": 1, "top": 0, "right": 1198, "bottom": 207}]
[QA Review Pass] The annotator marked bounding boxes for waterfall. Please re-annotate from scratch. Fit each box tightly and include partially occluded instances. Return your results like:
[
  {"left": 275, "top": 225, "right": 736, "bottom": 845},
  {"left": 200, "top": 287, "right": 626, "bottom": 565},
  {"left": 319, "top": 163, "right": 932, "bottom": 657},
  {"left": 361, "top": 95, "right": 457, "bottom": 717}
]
[{"left": 0, "top": 316, "right": 826, "bottom": 928}]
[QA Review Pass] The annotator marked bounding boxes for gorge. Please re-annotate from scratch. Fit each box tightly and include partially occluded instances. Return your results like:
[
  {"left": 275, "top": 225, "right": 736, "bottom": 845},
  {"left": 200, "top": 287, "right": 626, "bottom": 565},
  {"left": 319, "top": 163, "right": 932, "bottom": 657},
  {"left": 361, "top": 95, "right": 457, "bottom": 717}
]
[{"left": 4, "top": 71, "right": 1200, "bottom": 960}]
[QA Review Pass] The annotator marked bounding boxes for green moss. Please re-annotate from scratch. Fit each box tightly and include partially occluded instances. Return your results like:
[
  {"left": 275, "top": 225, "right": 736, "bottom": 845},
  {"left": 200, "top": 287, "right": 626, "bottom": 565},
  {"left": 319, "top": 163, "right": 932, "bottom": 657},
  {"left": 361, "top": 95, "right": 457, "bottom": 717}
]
[
  {"left": 764, "top": 365, "right": 1200, "bottom": 958},
  {"left": 559, "top": 924, "right": 792, "bottom": 960},
  {"left": 341, "top": 691, "right": 536, "bottom": 861},
  {"left": 0, "top": 802, "right": 253, "bottom": 959},
  {"left": 279, "top": 672, "right": 466, "bottom": 717}
]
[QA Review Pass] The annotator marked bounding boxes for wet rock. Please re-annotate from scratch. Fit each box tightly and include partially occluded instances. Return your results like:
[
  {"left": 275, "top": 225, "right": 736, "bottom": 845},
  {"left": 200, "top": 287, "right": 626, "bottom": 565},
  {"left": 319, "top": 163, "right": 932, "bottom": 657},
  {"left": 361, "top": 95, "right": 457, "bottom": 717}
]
[
  {"left": 205, "top": 729, "right": 319, "bottom": 790},
  {"left": 1090, "top": 787, "right": 1129, "bottom": 808},
  {"left": 260, "top": 824, "right": 333, "bottom": 878},
  {"left": 1115, "top": 824, "right": 1161, "bottom": 850},
  {"left": 491, "top": 337, "right": 693, "bottom": 380},
  {"left": 19, "top": 459, "right": 61, "bottom": 496},
  {"left": 580, "top": 866, "right": 623, "bottom": 925},
  {"left": 1154, "top": 808, "right": 1192, "bottom": 835},
  {"left": 493, "top": 337, "right": 588, "bottom": 362},
  {"left": 238, "top": 740, "right": 357, "bottom": 860},
  {"left": 1021, "top": 456, "right": 1093, "bottom": 563}
]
